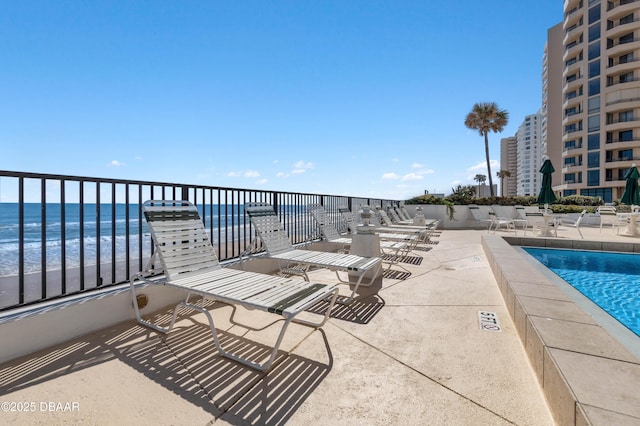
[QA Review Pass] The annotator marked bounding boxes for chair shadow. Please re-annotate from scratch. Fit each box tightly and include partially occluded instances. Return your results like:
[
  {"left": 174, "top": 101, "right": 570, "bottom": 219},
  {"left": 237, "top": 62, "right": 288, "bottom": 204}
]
[
  {"left": 0, "top": 302, "right": 333, "bottom": 425},
  {"left": 306, "top": 293, "right": 385, "bottom": 325},
  {"left": 118, "top": 322, "right": 333, "bottom": 425},
  {"left": 381, "top": 254, "right": 423, "bottom": 266}
]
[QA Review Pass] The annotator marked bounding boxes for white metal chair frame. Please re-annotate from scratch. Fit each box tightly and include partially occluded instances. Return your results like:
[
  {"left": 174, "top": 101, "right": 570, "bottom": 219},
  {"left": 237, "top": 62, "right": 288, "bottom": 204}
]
[
  {"left": 307, "top": 204, "right": 414, "bottom": 272},
  {"left": 129, "top": 200, "right": 339, "bottom": 372},
  {"left": 559, "top": 210, "right": 586, "bottom": 239},
  {"left": 244, "top": 203, "right": 383, "bottom": 304},
  {"left": 598, "top": 206, "right": 622, "bottom": 233}
]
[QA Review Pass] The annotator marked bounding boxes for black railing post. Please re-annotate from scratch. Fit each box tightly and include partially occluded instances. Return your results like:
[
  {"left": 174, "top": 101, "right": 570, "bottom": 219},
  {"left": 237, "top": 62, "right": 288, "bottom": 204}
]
[{"left": 0, "top": 169, "right": 400, "bottom": 312}]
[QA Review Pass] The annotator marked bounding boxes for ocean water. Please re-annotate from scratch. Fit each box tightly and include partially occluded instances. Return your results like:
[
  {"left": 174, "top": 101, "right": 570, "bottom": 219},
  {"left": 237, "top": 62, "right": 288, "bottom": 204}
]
[{"left": 0, "top": 203, "right": 253, "bottom": 277}]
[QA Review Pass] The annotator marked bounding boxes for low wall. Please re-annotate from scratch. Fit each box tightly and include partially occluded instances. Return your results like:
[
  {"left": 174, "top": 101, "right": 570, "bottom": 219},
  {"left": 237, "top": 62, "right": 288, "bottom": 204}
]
[{"left": 403, "top": 204, "right": 604, "bottom": 230}]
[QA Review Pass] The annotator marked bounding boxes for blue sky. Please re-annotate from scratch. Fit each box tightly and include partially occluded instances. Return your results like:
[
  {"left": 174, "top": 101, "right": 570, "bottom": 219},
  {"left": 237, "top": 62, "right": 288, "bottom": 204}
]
[{"left": 1, "top": 1, "right": 563, "bottom": 201}]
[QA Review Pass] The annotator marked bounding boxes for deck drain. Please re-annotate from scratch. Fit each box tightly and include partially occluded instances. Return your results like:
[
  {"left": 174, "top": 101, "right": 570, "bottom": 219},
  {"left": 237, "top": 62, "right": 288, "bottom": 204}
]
[{"left": 478, "top": 311, "right": 502, "bottom": 332}]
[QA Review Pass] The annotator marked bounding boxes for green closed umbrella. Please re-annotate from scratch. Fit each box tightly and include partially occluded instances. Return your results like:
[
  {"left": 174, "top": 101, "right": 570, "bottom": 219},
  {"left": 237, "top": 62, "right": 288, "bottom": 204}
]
[
  {"left": 537, "top": 159, "right": 557, "bottom": 211},
  {"left": 620, "top": 164, "right": 640, "bottom": 206}
]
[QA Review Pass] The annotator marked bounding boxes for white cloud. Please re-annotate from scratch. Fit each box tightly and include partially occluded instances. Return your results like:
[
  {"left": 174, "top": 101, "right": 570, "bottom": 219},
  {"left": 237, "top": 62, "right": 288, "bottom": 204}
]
[
  {"left": 288, "top": 160, "right": 314, "bottom": 175},
  {"left": 468, "top": 160, "right": 500, "bottom": 173},
  {"left": 417, "top": 169, "right": 435, "bottom": 175},
  {"left": 228, "top": 170, "right": 261, "bottom": 178},
  {"left": 401, "top": 173, "right": 423, "bottom": 181},
  {"left": 382, "top": 172, "right": 399, "bottom": 180},
  {"left": 466, "top": 160, "right": 501, "bottom": 182},
  {"left": 276, "top": 172, "right": 289, "bottom": 178},
  {"left": 256, "top": 178, "right": 268, "bottom": 185},
  {"left": 392, "top": 158, "right": 400, "bottom": 163},
  {"left": 108, "top": 160, "right": 125, "bottom": 167},
  {"left": 411, "top": 163, "right": 423, "bottom": 169},
  {"left": 294, "top": 160, "right": 314, "bottom": 170}
]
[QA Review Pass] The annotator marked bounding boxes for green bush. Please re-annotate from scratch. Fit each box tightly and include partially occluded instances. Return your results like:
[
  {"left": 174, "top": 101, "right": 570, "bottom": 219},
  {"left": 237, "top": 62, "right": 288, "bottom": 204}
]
[
  {"left": 404, "top": 195, "right": 456, "bottom": 220},
  {"left": 405, "top": 194, "right": 605, "bottom": 216}
]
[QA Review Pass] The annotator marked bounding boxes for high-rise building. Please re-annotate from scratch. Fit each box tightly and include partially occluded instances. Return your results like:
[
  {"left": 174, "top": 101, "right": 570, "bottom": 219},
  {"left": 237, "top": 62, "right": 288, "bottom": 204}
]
[
  {"left": 516, "top": 112, "right": 543, "bottom": 196},
  {"left": 500, "top": 136, "right": 518, "bottom": 197},
  {"left": 542, "top": 22, "right": 564, "bottom": 193},
  {"left": 553, "top": 0, "right": 640, "bottom": 203}
]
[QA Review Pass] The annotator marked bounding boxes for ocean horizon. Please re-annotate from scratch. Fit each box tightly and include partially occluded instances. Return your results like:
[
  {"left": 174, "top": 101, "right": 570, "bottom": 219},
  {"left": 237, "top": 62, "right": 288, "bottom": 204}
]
[{"left": 0, "top": 202, "right": 257, "bottom": 277}]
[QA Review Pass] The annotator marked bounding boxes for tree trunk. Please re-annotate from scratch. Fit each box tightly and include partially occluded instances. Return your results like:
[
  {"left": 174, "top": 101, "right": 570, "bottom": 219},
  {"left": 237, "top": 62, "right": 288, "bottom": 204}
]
[{"left": 484, "top": 132, "right": 494, "bottom": 197}]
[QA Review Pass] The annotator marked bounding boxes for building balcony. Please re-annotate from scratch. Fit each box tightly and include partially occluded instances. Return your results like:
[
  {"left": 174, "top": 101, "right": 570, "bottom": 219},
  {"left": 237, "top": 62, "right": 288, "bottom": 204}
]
[
  {"left": 563, "top": 115, "right": 583, "bottom": 129},
  {"left": 606, "top": 117, "right": 640, "bottom": 131},
  {"left": 563, "top": 75, "right": 584, "bottom": 92},
  {"left": 563, "top": 91, "right": 585, "bottom": 109},
  {"left": 606, "top": 76, "right": 640, "bottom": 89},
  {"left": 561, "top": 164, "right": 584, "bottom": 174},
  {"left": 607, "top": 0, "right": 639, "bottom": 19},
  {"left": 606, "top": 136, "right": 640, "bottom": 146},
  {"left": 562, "top": 178, "right": 583, "bottom": 184},
  {"left": 607, "top": 57, "right": 640, "bottom": 73},
  {"left": 606, "top": 18, "right": 640, "bottom": 39},
  {"left": 563, "top": 22, "right": 583, "bottom": 44},
  {"left": 607, "top": 38, "right": 640, "bottom": 57},
  {"left": 562, "top": 145, "right": 584, "bottom": 155},
  {"left": 564, "top": 0, "right": 581, "bottom": 13},
  {"left": 562, "top": 42, "right": 584, "bottom": 62},
  {"left": 563, "top": 58, "right": 583, "bottom": 76},
  {"left": 564, "top": 5, "right": 583, "bottom": 29},
  {"left": 605, "top": 155, "right": 640, "bottom": 163}
]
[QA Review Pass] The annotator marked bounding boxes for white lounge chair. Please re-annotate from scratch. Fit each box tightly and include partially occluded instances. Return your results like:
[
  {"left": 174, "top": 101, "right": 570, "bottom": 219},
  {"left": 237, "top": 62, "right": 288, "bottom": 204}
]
[
  {"left": 385, "top": 205, "right": 414, "bottom": 225},
  {"left": 512, "top": 205, "right": 530, "bottom": 232},
  {"left": 129, "top": 200, "right": 339, "bottom": 371},
  {"left": 487, "top": 209, "right": 517, "bottom": 234},
  {"left": 244, "top": 203, "right": 383, "bottom": 303},
  {"left": 560, "top": 210, "right": 586, "bottom": 239},
  {"left": 307, "top": 204, "right": 414, "bottom": 252},
  {"left": 468, "top": 205, "right": 493, "bottom": 230},
  {"left": 597, "top": 206, "right": 624, "bottom": 233},
  {"left": 376, "top": 206, "right": 437, "bottom": 230},
  {"left": 398, "top": 205, "right": 413, "bottom": 221},
  {"left": 307, "top": 204, "right": 416, "bottom": 270},
  {"left": 343, "top": 206, "right": 433, "bottom": 244}
]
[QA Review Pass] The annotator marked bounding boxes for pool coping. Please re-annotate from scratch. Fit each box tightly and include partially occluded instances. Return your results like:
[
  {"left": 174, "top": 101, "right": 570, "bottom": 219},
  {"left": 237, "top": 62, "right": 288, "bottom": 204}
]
[{"left": 482, "top": 235, "right": 640, "bottom": 425}]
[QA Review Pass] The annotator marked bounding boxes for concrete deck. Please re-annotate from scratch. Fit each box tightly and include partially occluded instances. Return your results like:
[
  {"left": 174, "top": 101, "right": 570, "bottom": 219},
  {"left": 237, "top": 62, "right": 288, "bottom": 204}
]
[{"left": 0, "top": 225, "right": 638, "bottom": 425}]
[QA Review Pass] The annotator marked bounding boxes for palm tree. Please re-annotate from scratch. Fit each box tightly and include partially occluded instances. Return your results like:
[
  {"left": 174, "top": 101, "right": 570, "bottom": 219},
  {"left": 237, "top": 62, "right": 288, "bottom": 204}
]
[
  {"left": 496, "top": 169, "right": 512, "bottom": 197},
  {"left": 464, "top": 102, "right": 509, "bottom": 197},
  {"left": 474, "top": 174, "right": 486, "bottom": 197}
]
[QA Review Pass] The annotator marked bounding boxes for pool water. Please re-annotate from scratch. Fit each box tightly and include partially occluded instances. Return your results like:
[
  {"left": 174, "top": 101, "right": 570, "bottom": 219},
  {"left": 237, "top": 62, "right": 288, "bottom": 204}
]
[{"left": 523, "top": 247, "right": 640, "bottom": 337}]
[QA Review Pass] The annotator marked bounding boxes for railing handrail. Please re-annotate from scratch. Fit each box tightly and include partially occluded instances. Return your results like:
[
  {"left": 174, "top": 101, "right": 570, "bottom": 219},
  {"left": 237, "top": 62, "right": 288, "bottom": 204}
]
[{"left": 0, "top": 170, "right": 399, "bottom": 312}]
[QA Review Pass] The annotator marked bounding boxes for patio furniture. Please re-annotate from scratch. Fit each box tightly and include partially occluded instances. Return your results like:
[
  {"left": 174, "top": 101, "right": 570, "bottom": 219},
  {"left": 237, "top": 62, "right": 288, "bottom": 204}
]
[
  {"left": 468, "top": 205, "right": 493, "bottom": 230},
  {"left": 340, "top": 206, "right": 434, "bottom": 244},
  {"left": 487, "top": 210, "right": 517, "bottom": 234},
  {"left": 244, "top": 203, "right": 383, "bottom": 303},
  {"left": 129, "top": 200, "right": 339, "bottom": 371},
  {"left": 307, "top": 204, "right": 416, "bottom": 273},
  {"left": 307, "top": 203, "right": 415, "bottom": 254},
  {"left": 525, "top": 211, "right": 558, "bottom": 237},
  {"left": 598, "top": 206, "right": 621, "bottom": 232},
  {"left": 559, "top": 210, "right": 586, "bottom": 239}
]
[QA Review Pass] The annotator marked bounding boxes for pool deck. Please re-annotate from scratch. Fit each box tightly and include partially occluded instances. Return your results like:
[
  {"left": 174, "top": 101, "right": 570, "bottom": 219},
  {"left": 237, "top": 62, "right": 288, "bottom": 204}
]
[
  {"left": 0, "top": 225, "right": 638, "bottom": 425},
  {"left": 483, "top": 225, "right": 640, "bottom": 425}
]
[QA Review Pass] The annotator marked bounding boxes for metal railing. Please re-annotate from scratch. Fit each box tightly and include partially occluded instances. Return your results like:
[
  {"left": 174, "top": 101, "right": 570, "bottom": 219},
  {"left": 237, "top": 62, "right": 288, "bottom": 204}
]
[{"left": 0, "top": 170, "right": 398, "bottom": 312}]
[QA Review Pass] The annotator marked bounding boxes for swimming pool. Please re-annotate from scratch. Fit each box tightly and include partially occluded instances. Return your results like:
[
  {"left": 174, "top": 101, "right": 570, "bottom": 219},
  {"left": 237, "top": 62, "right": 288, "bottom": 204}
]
[{"left": 523, "top": 247, "right": 640, "bottom": 337}]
